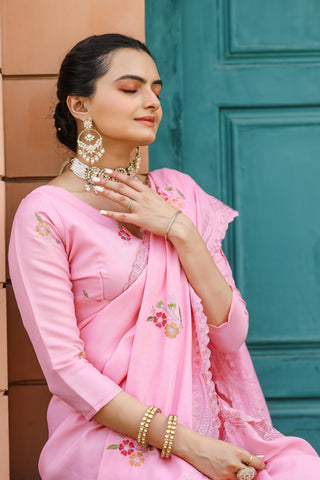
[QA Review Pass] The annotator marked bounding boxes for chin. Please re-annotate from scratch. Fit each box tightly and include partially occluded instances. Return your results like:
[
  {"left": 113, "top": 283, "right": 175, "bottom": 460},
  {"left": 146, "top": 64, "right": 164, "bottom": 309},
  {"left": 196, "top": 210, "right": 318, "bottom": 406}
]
[
  {"left": 139, "top": 138, "right": 157, "bottom": 147},
  {"left": 134, "top": 133, "right": 158, "bottom": 147},
  {"left": 140, "top": 132, "right": 157, "bottom": 146}
]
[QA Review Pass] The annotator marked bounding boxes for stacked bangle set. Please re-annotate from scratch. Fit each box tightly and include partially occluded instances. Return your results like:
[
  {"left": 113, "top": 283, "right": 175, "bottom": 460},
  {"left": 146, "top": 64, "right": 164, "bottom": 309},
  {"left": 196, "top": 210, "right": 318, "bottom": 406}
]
[
  {"left": 137, "top": 405, "right": 177, "bottom": 459},
  {"left": 160, "top": 414, "right": 178, "bottom": 458},
  {"left": 137, "top": 406, "right": 161, "bottom": 448}
]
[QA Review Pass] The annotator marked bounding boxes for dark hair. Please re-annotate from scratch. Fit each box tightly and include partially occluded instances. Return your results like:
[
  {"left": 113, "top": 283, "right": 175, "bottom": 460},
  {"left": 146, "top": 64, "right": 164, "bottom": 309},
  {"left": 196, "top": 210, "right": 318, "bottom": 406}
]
[{"left": 54, "top": 34, "right": 154, "bottom": 152}]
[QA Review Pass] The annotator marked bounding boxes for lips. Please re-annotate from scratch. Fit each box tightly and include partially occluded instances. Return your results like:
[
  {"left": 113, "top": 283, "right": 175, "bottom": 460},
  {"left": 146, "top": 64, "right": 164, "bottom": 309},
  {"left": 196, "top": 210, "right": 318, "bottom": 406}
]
[{"left": 134, "top": 116, "right": 155, "bottom": 127}]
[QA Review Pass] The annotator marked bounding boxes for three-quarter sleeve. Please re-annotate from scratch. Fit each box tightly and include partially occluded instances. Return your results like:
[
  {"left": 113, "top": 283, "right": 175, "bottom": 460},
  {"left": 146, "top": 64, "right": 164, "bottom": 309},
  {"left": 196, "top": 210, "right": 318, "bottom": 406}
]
[
  {"left": 194, "top": 181, "right": 249, "bottom": 353},
  {"left": 207, "top": 248, "right": 249, "bottom": 353},
  {"left": 8, "top": 193, "right": 122, "bottom": 421}
]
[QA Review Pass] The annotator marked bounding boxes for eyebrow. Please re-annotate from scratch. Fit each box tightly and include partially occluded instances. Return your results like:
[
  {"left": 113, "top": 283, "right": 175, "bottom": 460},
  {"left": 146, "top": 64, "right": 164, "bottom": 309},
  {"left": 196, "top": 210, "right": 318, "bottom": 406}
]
[{"left": 114, "top": 74, "right": 163, "bottom": 87}]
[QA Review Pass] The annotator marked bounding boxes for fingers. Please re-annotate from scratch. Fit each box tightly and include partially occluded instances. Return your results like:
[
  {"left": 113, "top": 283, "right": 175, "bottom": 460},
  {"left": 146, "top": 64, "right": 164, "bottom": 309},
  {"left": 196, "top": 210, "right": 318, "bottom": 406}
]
[
  {"left": 93, "top": 170, "right": 145, "bottom": 194},
  {"left": 91, "top": 171, "right": 139, "bottom": 209},
  {"left": 243, "top": 453, "right": 265, "bottom": 471},
  {"left": 92, "top": 171, "right": 146, "bottom": 209},
  {"left": 98, "top": 185, "right": 135, "bottom": 210},
  {"left": 235, "top": 455, "right": 265, "bottom": 480},
  {"left": 100, "top": 209, "right": 134, "bottom": 225}
]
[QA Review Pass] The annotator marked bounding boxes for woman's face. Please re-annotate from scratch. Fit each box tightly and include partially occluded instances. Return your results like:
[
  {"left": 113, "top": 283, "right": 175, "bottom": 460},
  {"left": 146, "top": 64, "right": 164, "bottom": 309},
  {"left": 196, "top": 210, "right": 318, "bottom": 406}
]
[{"left": 86, "top": 48, "right": 163, "bottom": 148}]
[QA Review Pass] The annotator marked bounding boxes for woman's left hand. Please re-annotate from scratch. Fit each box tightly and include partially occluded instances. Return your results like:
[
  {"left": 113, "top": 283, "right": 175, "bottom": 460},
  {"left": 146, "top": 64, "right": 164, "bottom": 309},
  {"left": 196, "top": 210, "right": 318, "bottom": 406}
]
[
  {"left": 94, "top": 170, "right": 235, "bottom": 329},
  {"left": 93, "top": 170, "right": 185, "bottom": 237}
]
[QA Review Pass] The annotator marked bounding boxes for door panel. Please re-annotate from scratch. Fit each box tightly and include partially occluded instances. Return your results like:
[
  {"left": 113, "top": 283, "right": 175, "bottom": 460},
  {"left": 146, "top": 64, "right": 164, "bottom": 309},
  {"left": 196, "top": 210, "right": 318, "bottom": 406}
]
[
  {"left": 220, "top": 108, "right": 320, "bottom": 338},
  {"left": 146, "top": 0, "right": 320, "bottom": 452},
  {"left": 224, "top": 0, "right": 320, "bottom": 59}
]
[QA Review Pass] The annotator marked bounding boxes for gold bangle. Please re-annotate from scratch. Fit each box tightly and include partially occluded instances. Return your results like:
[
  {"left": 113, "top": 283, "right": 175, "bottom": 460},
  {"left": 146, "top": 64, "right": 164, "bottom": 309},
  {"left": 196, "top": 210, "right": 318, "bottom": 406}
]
[
  {"left": 165, "top": 210, "right": 182, "bottom": 241},
  {"left": 161, "top": 414, "right": 177, "bottom": 458},
  {"left": 137, "top": 405, "right": 161, "bottom": 448}
]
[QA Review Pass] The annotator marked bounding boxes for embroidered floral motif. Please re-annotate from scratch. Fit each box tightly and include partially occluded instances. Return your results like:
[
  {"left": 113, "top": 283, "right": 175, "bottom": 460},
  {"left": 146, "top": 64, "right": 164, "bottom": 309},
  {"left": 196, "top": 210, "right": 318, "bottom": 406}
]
[
  {"left": 35, "top": 213, "right": 51, "bottom": 237},
  {"left": 129, "top": 452, "right": 145, "bottom": 467},
  {"left": 119, "top": 439, "right": 135, "bottom": 456},
  {"left": 168, "top": 198, "right": 183, "bottom": 209},
  {"left": 34, "top": 213, "right": 61, "bottom": 244},
  {"left": 147, "top": 297, "right": 183, "bottom": 338},
  {"left": 156, "top": 185, "right": 185, "bottom": 210},
  {"left": 73, "top": 345, "right": 86, "bottom": 359},
  {"left": 152, "top": 311, "right": 167, "bottom": 328},
  {"left": 107, "top": 438, "right": 152, "bottom": 467},
  {"left": 118, "top": 222, "right": 131, "bottom": 241},
  {"left": 165, "top": 321, "right": 180, "bottom": 338}
]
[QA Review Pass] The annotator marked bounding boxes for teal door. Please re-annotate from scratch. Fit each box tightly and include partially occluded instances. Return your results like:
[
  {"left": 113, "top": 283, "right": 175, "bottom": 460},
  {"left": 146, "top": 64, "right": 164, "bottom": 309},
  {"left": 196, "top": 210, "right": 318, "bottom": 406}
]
[{"left": 146, "top": 0, "right": 320, "bottom": 452}]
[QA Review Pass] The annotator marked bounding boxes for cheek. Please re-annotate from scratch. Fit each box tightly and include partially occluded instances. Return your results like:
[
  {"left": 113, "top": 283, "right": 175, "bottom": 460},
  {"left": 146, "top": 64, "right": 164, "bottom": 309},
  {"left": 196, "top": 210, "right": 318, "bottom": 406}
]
[
  {"left": 93, "top": 92, "right": 134, "bottom": 119},
  {"left": 97, "top": 100, "right": 125, "bottom": 118}
]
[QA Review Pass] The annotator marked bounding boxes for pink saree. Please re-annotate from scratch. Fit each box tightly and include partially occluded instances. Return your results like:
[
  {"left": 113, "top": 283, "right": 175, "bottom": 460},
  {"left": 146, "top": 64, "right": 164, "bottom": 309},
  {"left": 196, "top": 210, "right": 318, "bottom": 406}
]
[{"left": 9, "top": 168, "right": 320, "bottom": 479}]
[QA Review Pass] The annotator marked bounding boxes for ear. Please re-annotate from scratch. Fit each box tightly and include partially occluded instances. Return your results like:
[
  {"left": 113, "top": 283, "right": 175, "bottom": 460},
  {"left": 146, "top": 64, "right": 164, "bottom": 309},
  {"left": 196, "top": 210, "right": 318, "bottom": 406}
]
[{"left": 66, "top": 96, "right": 90, "bottom": 121}]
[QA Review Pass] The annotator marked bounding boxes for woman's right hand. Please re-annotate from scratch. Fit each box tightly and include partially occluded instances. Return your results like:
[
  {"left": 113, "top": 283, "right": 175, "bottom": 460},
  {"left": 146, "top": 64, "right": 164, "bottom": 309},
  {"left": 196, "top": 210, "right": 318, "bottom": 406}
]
[
  {"left": 174, "top": 426, "right": 265, "bottom": 480},
  {"left": 93, "top": 392, "right": 265, "bottom": 479}
]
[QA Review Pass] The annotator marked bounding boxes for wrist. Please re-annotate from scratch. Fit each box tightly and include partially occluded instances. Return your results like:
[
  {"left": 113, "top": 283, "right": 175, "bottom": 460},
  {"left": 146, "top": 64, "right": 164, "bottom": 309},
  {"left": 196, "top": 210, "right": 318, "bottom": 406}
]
[
  {"left": 171, "top": 423, "right": 199, "bottom": 460},
  {"left": 147, "top": 414, "right": 197, "bottom": 461},
  {"left": 167, "top": 213, "right": 195, "bottom": 244}
]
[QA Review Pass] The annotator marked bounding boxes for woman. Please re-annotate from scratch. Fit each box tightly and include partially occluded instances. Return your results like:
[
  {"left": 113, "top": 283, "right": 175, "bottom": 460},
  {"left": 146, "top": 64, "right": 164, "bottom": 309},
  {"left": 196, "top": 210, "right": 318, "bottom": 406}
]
[{"left": 8, "top": 34, "right": 320, "bottom": 480}]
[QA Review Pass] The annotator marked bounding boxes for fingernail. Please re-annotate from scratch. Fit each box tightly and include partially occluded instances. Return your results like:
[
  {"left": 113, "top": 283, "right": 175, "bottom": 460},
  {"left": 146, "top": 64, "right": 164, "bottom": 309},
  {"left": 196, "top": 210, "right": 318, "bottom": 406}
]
[
  {"left": 105, "top": 168, "right": 113, "bottom": 174},
  {"left": 100, "top": 210, "right": 108, "bottom": 215},
  {"left": 257, "top": 455, "right": 265, "bottom": 459},
  {"left": 92, "top": 176, "right": 100, "bottom": 183},
  {"left": 95, "top": 186, "right": 104, "bottom": 192}
]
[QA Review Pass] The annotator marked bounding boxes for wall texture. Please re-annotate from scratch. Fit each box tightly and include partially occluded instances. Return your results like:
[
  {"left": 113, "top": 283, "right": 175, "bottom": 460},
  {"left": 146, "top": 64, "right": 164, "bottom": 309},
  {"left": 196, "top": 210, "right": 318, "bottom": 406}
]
[
  {"left": 1, "top": 2, "right": 145, "bottom": 478},
  {"left": 0, "top": 5, "right": 10, "bottom": 477}
]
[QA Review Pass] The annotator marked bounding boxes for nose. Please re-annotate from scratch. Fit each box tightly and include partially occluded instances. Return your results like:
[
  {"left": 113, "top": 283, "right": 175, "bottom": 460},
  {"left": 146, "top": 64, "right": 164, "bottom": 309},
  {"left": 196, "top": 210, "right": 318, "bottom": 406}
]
[{"left": 143, "top": 88, "right": 161, "bottom": 111}]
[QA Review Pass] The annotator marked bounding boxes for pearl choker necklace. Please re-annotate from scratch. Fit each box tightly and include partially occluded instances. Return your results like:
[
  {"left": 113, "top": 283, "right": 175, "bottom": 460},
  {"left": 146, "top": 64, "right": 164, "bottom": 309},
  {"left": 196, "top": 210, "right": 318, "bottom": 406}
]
[{"left": 70, "top": 151, "right": 141, "bottom": 194}]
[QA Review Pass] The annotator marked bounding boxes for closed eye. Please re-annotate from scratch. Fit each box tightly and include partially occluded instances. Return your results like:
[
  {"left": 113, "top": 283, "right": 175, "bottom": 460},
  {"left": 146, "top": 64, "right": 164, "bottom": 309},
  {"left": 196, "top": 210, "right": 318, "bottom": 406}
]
[{"left": 121, "top": 88, "right": 161, "bottom": 101}]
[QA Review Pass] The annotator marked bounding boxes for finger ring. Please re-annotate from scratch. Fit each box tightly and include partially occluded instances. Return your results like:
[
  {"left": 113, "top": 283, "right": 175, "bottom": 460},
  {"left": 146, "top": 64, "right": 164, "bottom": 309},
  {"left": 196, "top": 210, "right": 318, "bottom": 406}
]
[
  {"left": 237, "top": 466, "right": 256, "bottom": 480},
  {"left": 246, "top": 454, "right": 254, "bottom": 466},
  {"left": 127, "top": 199, "right": 133, "bottom": 209}
]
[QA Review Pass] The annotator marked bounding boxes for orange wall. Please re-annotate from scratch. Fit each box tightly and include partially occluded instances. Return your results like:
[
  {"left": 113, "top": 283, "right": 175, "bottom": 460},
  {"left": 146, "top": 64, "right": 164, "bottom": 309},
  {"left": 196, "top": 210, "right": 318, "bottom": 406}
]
[
  {"left": 0, "top": 3, "right": 10, "bottom": 477},
  {"left": 1, "top": 2, "right": 145, "bottom": 478}
]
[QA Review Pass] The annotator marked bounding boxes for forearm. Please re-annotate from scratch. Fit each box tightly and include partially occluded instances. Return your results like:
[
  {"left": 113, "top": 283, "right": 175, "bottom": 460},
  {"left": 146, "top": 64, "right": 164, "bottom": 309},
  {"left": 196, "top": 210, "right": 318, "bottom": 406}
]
[
  {"left": 92, "top": 391, "right": 264, "bottom": 480},
  {"left": 167, "top": 213, "right": 232, "bottom": 326},
  {"left": 93, "top": 391, "right": 194, "bottom": 456}
]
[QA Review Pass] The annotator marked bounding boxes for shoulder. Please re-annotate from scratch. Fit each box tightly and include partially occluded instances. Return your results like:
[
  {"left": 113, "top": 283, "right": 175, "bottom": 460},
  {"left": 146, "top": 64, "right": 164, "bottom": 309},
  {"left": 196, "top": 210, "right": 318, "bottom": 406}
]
[
  {"left": 18, "top": 184, "right": 60, "bottom": 205},
  {"left": 16, "top": 185, "right": 60, "bottom": 213},
  {"left": 148, "top": 168, "right": 198, "bottom": 200},
  {"left": 149, "top": 168, "right": 235, "bottom": 213},
  {"left": 149, "top": 168, "right": 238, "bottom": 245},
  {"left": 13, "top": 185, "right": 66, "bottom": 232},
  {"left": 149, "top": 167, "right": 194, "bottom": 186}
]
